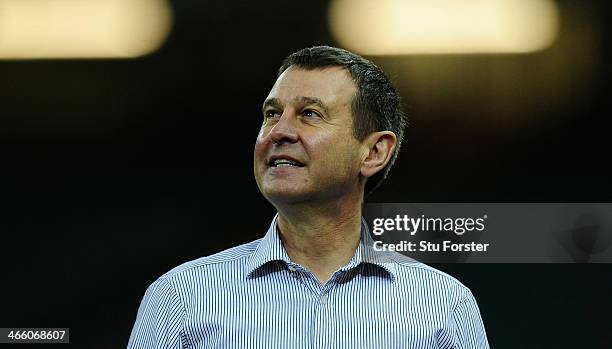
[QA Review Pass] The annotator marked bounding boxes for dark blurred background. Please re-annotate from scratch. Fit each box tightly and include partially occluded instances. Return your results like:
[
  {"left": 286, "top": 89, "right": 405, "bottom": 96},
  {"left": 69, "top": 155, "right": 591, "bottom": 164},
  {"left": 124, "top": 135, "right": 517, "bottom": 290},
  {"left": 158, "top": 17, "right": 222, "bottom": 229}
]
[{"left": 1, "top": 0, "right": 610, "bottom": 348}]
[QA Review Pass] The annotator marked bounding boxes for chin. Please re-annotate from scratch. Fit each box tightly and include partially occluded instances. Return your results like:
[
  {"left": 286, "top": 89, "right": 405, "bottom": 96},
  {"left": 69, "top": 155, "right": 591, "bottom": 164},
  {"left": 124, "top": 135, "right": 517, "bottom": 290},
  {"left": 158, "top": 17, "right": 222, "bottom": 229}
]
[{"left": 261, "top": 186, "right": 314, "bottom": 205}]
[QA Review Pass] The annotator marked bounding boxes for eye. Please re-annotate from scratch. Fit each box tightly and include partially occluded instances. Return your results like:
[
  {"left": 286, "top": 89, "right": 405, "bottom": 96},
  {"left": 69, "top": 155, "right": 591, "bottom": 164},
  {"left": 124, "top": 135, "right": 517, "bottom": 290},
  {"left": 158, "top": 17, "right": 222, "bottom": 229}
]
[
  {"left": 302, "top": 109, "right": 321, "bottom": 118},
  {"left": 264, "top": 110, "right": 280, "bottom": 119}
]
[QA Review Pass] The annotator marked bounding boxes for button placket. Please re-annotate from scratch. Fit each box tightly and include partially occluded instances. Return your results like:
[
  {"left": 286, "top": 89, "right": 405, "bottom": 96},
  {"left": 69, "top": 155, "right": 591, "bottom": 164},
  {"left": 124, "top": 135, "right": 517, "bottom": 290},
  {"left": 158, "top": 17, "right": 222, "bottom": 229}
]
[
  {"left": 319, "top": 293, "right": 328, "bottom": 305},
  {"left": 312, "top": 282, "right": 335, "bottom": 348}
]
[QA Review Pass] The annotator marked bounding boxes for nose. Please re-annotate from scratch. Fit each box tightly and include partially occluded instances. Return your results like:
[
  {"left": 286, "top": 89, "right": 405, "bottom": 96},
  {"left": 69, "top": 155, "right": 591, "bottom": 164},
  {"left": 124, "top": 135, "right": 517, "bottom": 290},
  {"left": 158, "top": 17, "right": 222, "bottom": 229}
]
[{"left": 269, "top": 111, "right": 299, "bottom": 144}]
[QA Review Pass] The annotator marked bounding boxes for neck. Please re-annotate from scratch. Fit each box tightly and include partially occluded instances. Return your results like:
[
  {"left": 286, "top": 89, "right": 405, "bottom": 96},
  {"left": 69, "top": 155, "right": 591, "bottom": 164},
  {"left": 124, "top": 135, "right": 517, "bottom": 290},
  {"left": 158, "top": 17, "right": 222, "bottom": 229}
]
[{"left": 275, "top": 189, "right": 364, "bottom": 285}]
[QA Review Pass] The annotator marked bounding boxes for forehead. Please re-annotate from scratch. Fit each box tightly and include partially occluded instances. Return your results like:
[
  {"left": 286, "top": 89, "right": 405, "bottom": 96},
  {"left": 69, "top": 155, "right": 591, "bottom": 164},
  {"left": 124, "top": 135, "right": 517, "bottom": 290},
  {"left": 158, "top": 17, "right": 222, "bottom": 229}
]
[{"left": 267, "top": 66, "right": 357, "bottom": 107}]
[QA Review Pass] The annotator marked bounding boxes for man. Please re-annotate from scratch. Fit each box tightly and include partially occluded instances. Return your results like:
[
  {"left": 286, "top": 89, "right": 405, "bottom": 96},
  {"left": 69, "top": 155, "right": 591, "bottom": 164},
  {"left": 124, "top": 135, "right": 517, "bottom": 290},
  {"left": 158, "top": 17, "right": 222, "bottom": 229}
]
[{"left": 127, "top": 46, "right": 490, "bottom": 348}]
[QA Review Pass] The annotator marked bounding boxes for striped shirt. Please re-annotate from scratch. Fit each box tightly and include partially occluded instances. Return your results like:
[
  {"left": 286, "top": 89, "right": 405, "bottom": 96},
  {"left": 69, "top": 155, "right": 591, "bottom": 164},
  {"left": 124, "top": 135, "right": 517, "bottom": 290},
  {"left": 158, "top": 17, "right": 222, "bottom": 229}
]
[{"left": 127, "top": 215, "right": 490, "bottom": 348}]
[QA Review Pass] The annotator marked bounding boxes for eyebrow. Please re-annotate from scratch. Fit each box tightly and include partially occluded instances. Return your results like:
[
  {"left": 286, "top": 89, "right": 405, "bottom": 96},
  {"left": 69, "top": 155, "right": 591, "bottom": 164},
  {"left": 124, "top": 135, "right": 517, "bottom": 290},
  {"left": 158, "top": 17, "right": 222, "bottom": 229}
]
[
  {"left": 262, "top": 97, "right": 283, "bottom": 112},
  {"left": 262, "top": 96, "right": 330, "bottom": 116}
]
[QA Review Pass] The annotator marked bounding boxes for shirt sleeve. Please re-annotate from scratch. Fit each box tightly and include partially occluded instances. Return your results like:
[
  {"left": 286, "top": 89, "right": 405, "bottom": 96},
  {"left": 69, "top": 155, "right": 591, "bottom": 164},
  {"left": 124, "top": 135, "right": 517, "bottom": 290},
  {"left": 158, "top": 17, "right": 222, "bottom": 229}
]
[
  {"left": 438, "top": 288, "right": 491, "bottom": 349},
  {"left": 127, "top": 277, "right": 186, "bottom": 349}
]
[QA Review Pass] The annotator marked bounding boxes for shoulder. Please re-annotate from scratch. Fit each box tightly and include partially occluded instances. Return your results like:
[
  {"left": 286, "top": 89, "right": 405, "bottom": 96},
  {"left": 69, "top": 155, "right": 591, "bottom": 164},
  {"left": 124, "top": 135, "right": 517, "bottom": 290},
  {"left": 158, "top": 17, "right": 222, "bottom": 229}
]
[
  {"left": 154, "top": 239, "right": 261, "bottom": 287},
  {"left": 136, "top": 239, "right": 262, "bottom": 312},
  {"left": 387, "top": 253, "right": 471, "bottom": 298}
]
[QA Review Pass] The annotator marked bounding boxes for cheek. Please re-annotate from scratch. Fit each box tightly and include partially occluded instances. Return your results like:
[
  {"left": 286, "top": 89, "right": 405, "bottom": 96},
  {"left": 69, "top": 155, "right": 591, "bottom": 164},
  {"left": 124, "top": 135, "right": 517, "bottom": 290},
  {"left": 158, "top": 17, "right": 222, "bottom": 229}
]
[
  {"left": 305, "top": 130, "right": 336, "bottom": 148},
  {"left": 254, "top": 130, "right": 269, "bottom": 159},
  {"left": 309, "top": 133, "right": 360, "bottom": 168}
]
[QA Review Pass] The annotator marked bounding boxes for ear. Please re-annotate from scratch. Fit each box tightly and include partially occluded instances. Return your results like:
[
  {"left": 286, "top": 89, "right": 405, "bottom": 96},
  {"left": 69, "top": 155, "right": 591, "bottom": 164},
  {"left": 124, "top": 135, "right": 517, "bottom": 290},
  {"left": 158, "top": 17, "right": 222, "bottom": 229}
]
[{"left": 360, "top": 131, "right": 397, "bottom": 179}]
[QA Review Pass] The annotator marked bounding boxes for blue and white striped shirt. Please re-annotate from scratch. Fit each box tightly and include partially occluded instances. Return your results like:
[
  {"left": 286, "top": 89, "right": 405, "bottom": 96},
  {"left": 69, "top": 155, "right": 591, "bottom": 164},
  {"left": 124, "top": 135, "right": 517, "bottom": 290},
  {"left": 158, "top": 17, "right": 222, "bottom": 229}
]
[{"left": 127, "top": 215, "right": 490, "bottom": 348}]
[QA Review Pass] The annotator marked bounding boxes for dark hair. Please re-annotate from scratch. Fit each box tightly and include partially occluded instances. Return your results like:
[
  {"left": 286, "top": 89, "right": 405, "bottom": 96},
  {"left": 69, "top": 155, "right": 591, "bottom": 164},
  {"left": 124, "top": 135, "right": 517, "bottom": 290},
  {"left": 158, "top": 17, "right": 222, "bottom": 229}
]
[{"left": 278, "top": 46, "right": 407, "bottom": 195}]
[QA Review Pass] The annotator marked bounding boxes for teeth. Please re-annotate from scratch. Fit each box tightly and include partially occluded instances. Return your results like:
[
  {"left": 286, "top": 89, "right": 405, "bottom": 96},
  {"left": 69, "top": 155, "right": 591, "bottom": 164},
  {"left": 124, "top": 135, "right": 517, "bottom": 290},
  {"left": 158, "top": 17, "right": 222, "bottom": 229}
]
[{"left": 273, "top": 159, "right": 300, "bottom": 167}]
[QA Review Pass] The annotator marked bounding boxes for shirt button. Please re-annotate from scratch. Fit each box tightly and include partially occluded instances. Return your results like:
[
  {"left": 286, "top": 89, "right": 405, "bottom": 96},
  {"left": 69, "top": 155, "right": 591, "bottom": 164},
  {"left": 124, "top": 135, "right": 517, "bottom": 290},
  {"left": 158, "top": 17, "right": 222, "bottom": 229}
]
[
  {"left": 288, "top": 265, "right": 296, "bottom": 272},
  {"left": 320, "top": 294, "right": 328, "bottom": 305}
]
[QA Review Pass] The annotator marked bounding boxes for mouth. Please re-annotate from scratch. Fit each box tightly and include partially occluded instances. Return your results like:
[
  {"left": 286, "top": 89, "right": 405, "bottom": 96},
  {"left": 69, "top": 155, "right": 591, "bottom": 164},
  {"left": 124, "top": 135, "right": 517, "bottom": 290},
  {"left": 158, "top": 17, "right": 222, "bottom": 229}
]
[{"left": 268, "top": 156, "right": 305, "bottom": 168}]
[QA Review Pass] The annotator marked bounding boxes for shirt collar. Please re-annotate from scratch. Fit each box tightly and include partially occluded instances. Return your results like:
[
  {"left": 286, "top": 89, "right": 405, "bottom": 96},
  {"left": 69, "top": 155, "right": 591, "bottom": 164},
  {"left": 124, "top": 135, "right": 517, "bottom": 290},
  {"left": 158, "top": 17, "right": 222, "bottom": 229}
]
[{"left": 245, "top": 214, "right": 397, "bottom": 281}]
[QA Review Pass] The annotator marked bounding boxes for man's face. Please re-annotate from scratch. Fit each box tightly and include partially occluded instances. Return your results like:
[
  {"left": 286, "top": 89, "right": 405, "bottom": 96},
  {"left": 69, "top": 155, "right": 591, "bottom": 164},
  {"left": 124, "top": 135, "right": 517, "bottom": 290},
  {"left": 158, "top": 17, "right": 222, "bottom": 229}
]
[{"left": 254, "top": 66, "right": 365, "bottom": 205}]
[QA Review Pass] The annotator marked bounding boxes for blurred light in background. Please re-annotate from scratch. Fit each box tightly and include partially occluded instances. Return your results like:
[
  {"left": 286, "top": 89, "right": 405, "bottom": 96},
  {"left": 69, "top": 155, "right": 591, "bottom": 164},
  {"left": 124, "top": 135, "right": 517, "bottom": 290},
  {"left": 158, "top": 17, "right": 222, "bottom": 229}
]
[
  {"left": 328, "top": 0, "right": 560, "bottom": 54},
  {"left": 0, "top": 0, "right": 173, "bottom": 59}
]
